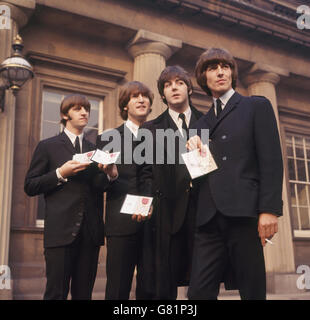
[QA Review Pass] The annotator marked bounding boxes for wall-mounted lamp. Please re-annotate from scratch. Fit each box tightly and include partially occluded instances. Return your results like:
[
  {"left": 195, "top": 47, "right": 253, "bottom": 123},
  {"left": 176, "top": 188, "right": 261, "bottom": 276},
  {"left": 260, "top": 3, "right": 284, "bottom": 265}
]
[{"left": 0, "top": 35, "right": 34, "bottom": 112}]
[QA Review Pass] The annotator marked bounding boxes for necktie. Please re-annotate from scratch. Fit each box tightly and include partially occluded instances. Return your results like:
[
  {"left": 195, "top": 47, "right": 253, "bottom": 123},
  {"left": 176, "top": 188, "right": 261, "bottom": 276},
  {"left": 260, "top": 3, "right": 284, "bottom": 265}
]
[
  {"left": 216, "top": 98, "right": 222, "bottom": 118},
  {"left": 179, "top": 113, "right": 189, "bottom": 138},
  {"left": 74, "top": 136, "right": 81, "bottom": 153}
]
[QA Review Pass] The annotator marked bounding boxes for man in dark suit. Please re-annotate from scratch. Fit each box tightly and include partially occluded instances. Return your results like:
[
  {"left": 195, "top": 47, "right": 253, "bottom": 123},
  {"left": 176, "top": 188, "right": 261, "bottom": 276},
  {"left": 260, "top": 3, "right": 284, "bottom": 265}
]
[
  {"left": 96, "top": 81, "right": 154, "bottom": 300},
  {"left": 186, "top": 48, "right": 283, "bottom": 300},
  {"left": 24, "top": 94, "right": 117, "bottom": 300},
  {"left": 137, "top": 66, "right": 204, "bottom": 299}
]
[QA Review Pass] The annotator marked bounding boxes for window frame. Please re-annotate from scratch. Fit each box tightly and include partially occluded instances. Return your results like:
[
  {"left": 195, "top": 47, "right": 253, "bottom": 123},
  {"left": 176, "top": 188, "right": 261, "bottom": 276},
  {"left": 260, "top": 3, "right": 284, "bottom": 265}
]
[{"left": 285, "top": 132, "right": 310, "bottom": 238}]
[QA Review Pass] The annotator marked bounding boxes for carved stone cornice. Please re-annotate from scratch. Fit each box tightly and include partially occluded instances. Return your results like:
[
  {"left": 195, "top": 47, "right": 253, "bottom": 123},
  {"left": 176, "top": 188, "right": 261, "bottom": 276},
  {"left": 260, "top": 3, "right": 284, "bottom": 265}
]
[{"left": 148, "top": 0, "right": 310, "bottom": 48}]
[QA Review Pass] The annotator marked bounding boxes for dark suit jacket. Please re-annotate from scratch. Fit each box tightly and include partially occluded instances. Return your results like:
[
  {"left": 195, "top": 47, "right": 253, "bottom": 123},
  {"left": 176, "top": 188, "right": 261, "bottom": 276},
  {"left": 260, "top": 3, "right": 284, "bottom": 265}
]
[
  {"left": 96, "top": 124, "right": 144, "bottom": 236},
  {"left": 193, "top": 92, "right": 283, "bottom": 227},
  {"left": 24, "top": 132, "right": 108, "bottom": 248},
  {"left": 137, "top": 106, "right": 203, "bottom": 296},
  {"left": 139, "top": 106, "right": 203, "bottom": 234}
]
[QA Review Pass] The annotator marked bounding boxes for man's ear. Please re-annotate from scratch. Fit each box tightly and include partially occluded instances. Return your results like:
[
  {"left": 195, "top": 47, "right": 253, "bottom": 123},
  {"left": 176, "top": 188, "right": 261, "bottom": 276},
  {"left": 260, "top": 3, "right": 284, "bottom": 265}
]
[{"left": 188, "top": 89, "right": 193, "bottom": 96}]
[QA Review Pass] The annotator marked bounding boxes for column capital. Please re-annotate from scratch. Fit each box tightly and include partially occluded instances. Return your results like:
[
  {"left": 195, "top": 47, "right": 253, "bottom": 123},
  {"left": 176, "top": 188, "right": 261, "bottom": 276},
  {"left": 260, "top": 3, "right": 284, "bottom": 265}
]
[
  {"left": 0, "top": 0, "right": 35, "bottom": 28},
  {"left": 127, "top": 29, "right": 182, "bottom": 60},
  {"left": 243, "top": 71, "right": 280, "bottom": 87},
  {"left": 242, "top": 62, "right": 289, "bottom": 87}
]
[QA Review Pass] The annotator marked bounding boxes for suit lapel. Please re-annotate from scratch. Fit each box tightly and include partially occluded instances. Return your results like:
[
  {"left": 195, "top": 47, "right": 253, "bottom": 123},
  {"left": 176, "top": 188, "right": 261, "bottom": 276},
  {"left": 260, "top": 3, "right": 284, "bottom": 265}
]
[
  {"left": 209, "top": 92, "right": 242, "bottom": 136},
  {"left": 59, "top": 131, "right": 76, "bottom": 155}
]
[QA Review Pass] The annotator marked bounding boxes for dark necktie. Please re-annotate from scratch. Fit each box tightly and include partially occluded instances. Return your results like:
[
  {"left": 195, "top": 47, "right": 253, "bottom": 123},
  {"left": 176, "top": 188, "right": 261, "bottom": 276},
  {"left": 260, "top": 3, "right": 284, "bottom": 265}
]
[
  {"left": 179, "top": 113, "right": 189, "bottom": 138},
  {"left": 74, "top": 136, "right": 81, "bottom": 153},
  {"left": 216, "top": 98, "right": 222, "bottom": 118}
]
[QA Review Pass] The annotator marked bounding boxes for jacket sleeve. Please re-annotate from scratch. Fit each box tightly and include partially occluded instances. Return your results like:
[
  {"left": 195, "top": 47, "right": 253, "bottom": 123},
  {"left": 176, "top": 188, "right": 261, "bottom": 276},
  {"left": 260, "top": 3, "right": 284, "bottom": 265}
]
[
  {"left": 24, "top": 141, "right": 59, "bottom": 196},
  {"left": 253, "top": 96, "right": 283, "bottom": 216}
]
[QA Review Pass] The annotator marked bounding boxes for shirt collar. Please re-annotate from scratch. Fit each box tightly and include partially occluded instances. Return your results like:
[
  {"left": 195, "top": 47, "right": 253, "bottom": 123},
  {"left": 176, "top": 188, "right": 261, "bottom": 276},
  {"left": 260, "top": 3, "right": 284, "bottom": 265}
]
[
  {"left": 125, "top": 119, "right": 140, "bottom": 138},
  {"left": 64, "top": 127, "right": 84, "bottom": 148},
  {"left": 168, "top": 106, "right": 191, "bottom": 127},
  {"left": 212, "top": 88, "right": 235, "bottom": 109}
]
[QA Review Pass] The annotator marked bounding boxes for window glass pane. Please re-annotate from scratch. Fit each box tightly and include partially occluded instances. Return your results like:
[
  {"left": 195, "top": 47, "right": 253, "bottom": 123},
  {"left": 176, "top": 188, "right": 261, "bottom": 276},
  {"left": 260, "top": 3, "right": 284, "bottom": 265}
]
[
  {"left": 41, "top": 121, "right": 60, "bottom": 140},
  {"left": 288, "top": 158, "right": 296, "bottom": 180},
  {"left": 87, "top": 107, "right": 99, "bottom": 130},
  {"left": 300, "top": 208, "right": 310, "bottom": 230},
  {"left": 287, "top": 146, "right": 293, "bottom": 157},
  {"left": 296, "top": 160, "right": 306, "bottom": 181},
  {"left": 297, "top": 184, "right": 308, "bottom": 206},
  {"left": 294, "top": 136, "right": 304, "bottom": 158},
  {"left": 291, "top": 207, "right": 300, "bottom": 230},
  {"left": 290, "top": 183, "right": 296, "bottom": 206},
  {"left": 42, "top": 91, "right": 62, "bottom": 122},
  {"left": 306, "top": 138, "right": 310, "bottom": 159}
]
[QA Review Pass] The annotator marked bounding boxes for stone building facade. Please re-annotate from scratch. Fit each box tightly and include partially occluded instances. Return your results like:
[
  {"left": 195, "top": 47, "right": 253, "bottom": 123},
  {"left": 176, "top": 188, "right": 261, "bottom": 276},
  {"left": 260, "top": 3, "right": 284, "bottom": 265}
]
[{"left": 0, "top": 0, "right": 310, "bottom": 299}]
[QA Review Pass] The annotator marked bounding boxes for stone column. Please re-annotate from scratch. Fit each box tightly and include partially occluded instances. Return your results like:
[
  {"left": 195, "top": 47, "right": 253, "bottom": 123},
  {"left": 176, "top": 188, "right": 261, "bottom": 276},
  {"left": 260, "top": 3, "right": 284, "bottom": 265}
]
[
  {"left": 243, "top": 64, "right": 295, "bottom": 279},
  {"left": 0, "top": 0, "right": 35, "bottom": 299},
  {"left": 128, "top": 29, "right": 182, "bottom": 119}
]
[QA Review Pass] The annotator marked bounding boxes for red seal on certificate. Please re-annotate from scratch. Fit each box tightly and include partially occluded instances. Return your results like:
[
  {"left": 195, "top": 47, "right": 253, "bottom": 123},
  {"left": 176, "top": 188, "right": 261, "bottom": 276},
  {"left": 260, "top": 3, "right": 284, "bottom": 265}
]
[
  {"left": 142, "top": 198, "right": 149, "bottom": 205},
  {"left": 87, "top": 152, "right": 93, "bottom": 158}
]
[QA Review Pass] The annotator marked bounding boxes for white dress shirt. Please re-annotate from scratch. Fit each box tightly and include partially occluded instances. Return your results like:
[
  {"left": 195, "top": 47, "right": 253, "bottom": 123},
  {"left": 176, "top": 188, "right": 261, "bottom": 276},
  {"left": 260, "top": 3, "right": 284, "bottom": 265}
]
[
  {"left": 56, "top": 128, "right": 84, "bottom": 182},
  {"left": 125, "top": 119, "right": 140, "bottom": 138},
  {"left": 168, "top": 106, "right": 191, "bottom": 136},
  {"left": 212, "top": 88, "right": 235, "bottom": 116}
]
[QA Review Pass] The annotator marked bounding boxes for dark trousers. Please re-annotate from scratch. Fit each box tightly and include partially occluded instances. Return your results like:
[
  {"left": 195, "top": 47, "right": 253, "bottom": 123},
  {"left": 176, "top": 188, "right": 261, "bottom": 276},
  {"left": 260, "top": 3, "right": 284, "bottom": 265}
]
[
  {"left": 188, "top": 212, "right": 266, "bottom": 300},
  {"left": 43, "top": 220, "right": 100, "bottom": 300},
  {"left": 105, "top": 230, "right": 151, "bottom": 300},
  {"left": 156, "top": 190, "right": 197, "bottom": 300}
]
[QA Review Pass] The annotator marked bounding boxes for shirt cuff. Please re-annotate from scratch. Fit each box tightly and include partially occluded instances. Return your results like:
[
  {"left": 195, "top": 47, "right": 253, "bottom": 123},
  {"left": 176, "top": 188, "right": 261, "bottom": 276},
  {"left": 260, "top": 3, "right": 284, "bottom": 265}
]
[
  {"left": 107, "top": 173, "right": 118, "bottom": 182},
  {"left": 56, "top": 168, "right": 68, "bottom": 183}
]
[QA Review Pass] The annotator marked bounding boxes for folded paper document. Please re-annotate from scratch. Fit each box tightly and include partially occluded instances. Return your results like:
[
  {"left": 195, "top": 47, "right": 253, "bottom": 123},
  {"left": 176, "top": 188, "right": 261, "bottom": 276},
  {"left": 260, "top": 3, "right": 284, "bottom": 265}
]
[
  {"left": 182, "top": 145, "right": 218, "bottom": 179},
  {"left": 120, "top": 194, "right": 153, "bottom": 216}
]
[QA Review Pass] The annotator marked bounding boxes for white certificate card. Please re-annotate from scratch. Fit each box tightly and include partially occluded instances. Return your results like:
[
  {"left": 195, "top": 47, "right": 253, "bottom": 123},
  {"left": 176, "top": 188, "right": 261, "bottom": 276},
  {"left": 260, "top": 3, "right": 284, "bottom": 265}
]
[
  {"left": 91, "top": 149, "right": 120, "bottom": 165},
  {"left": 120, "top": 194, "right": 153, "bottom": 216},
  {"left": 181, "top": 145, "right": 218, "bottom": 179},
  {"left": 72, "top": 150, "right": 96, "bottom": 163}
]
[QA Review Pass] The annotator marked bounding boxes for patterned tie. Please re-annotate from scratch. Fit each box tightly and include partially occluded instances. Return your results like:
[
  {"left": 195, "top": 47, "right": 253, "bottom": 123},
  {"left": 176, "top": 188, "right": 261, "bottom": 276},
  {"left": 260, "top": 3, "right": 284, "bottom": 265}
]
[
  {"left": 216, "top": 98, "right": 222, "bottom": 118},
  {"left": 179, "top": 113, "right": 189, "bottom": 138},
  {"left": 74, "top": 136, "right": 81, "bottom": 153}
]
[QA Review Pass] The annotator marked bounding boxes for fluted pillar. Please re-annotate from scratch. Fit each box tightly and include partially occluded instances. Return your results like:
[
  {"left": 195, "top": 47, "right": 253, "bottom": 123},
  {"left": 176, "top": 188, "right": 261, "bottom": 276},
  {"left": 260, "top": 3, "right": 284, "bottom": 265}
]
[
  {"left": 128, "top": 29, "right": 182, "bottom": 118},
  {"left": 243, "top": 64, "right": 295, "bottom": 275},
  {"left": 0, "top": 0, "right": 35, "bottom": 299}
]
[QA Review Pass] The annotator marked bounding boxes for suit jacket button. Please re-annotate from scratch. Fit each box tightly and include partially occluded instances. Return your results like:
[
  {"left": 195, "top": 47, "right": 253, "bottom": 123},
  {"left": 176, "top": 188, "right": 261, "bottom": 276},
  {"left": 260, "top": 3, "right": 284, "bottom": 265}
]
[
  {"left": 222, "top": 135, "right": 227, "bottom": 140},
  {"left": 72, "top": 232, "right": 77, "bottom": 237},
  {"left": 78, "top": 212, "right": 83, "bottom": 217},
  {"left": 222, "top": 156, "right": 227, "bottom": 161},
  {"left": 76, "top": 222, "right": 81, "bottom": 227}
]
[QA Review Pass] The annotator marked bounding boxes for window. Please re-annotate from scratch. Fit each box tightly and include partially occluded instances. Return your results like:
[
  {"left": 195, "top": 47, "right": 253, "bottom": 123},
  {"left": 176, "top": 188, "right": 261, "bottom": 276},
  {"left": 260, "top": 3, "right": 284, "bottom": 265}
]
[
  {"left": 41, "top": 89, "right": 104, "bottom": 142},
  {"left": 36, "top": 89, "right": 104, "bottom": 225},
  {"left": 286, "top": 133, "right": 310, "bottom": 237}
]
